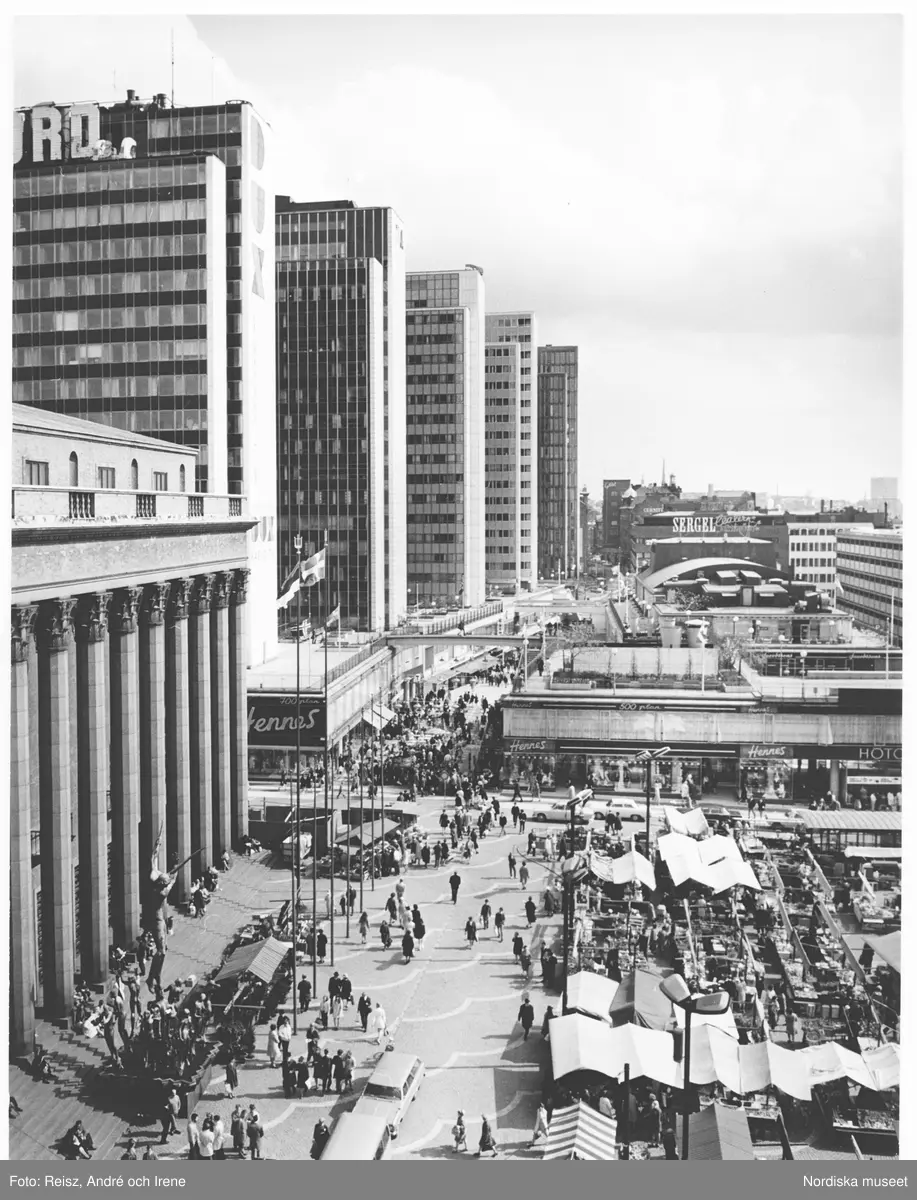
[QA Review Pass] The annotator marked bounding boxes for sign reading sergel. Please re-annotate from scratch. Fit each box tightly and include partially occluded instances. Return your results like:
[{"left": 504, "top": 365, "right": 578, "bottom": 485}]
[
  {"left": 247, "top": 692, "right": 326, "bottom": 749},
  {"left": 671, "top": 514, "right": 761, "bottom": 535}
]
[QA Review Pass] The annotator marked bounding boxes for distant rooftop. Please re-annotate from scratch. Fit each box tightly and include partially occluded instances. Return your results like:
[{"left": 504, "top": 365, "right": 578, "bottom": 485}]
[{"left": 12, "top": 404, "right": 195, "bottom": 456}]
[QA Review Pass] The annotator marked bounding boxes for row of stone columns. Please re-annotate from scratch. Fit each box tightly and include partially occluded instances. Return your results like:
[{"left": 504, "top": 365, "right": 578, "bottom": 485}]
[{"left": 9, "top": 568, "right": 249, "bottom": 1053}]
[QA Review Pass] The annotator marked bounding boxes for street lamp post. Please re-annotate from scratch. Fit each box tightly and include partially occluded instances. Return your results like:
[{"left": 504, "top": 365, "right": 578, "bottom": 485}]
[
  {"left": 634, "top": 747, "right": 671, "bottom": 852},
  {"left": 660, "top": 974, "right": 732, "bottom": 1160}
]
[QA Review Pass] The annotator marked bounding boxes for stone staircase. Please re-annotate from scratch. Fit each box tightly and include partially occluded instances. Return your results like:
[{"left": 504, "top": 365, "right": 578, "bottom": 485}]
[{"left": 9, "top": 851, "right": 285, "bottom": 1161}]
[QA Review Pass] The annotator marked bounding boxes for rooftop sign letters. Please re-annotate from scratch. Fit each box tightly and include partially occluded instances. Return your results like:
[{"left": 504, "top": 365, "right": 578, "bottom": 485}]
[
  {"left": 671, "top": 514, "right": 761, "bottom": 535},
  {"left": 14, "top": 104, "right": 103, "bottom": 164}
]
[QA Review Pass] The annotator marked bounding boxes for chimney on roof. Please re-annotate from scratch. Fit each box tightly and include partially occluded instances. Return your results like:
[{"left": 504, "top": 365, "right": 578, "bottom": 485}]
[
  {"left": 126, "top": 89, "right": 137, "bottom": 103},
  {"left": 820, "top": 498, "right": 825, "bottom": 513},
  {"left": 707, "top": 483, "right": 714, "bottom": 497}
]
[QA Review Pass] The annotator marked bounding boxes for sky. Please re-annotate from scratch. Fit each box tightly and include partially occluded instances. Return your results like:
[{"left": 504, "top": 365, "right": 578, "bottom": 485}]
[{"left": 13, "top": 14, "right": 904, "bottom": 504}]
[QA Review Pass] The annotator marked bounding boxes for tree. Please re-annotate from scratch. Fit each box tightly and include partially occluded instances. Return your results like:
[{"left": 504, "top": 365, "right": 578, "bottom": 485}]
[{"left": 546, "top": 621, "right": 601, "bottom": 674}]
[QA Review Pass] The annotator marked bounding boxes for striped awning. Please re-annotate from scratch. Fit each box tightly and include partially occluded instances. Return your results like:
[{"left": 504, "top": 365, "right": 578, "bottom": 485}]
[{"left": 542, "top": 1101, "right": 618, "bottom": 1161}]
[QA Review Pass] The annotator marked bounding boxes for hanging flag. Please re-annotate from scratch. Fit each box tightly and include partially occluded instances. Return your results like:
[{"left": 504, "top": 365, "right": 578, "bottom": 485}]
[
  {"left": 276, "top": 547, "right": 326, "bottom": 610},
  {"left": 276, "top": 563, "right": 303, "bottom": 610},
  {"left": 301, "top": 546, "right": 326, "bottom": 589},
  {"left": 325, "top": 604, "right": 341, "bottom": 631}
]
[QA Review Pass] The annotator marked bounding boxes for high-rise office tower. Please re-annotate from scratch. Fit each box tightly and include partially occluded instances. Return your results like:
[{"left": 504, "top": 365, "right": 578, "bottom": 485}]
[
  {"left": 274, "top": 252, "right": 386, "bottom": 631},
  {"left": 537, "top": 344, "right": 579, "bottom": 579},
  {"left": 484, "top": 312, "right": 538, "bottom": 591},
  {"left": 405, "top": 269, "right": 486, "bottom": 609},
  {"left": 275, "top": 199, "right": 406, "bottom": 628},
  {"left": 12, "top": 92, "right": 277, "bottom": 664}
]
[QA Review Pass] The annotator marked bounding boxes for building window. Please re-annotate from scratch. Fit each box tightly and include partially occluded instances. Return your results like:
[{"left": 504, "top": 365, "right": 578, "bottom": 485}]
[
  {"left": 152, "top": 472, "right": 168, "bottom": 492},
  {"left": 25, "top": 460, "right": 49, "bottom": 486},
  {"left": 69, "top": 452, "right": 79, "bottom": 487},
  {"left": 131, "top": 459, "right": 139, "bottom": 490},
  {"left": 97, "top": 467, "right": 116, "bottom": 489},
  {"left": 179, "top": 465, "right": 186, "bottom": 493}
]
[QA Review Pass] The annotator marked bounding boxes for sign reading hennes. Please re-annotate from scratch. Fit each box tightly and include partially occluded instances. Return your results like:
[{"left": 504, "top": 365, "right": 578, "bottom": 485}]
[{"left": 247, "top": 693, "right": 326, "bottom": 750}]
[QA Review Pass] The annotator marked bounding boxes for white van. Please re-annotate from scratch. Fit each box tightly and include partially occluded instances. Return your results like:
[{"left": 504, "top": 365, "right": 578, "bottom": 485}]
[
  {"left": 321, "top": 1112, "right": 393, "bottom": 1160},
  {"left": 352, "top": 1052, "right": 425, "bottom": 1131}
]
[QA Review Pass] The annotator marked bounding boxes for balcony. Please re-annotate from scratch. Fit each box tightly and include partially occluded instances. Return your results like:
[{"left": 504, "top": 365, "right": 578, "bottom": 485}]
[{"left": 11, "top": 485, "right": 249, "bottom": 526}]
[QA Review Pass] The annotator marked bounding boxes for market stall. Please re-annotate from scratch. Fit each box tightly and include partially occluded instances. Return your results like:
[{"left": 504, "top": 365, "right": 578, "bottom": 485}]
[{"left": 541, "top": 1100, "right": 619, "bottom": 1161}]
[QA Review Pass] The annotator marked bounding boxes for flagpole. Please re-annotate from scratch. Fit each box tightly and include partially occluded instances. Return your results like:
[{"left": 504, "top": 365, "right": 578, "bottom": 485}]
[
  {"left": 292, "top": 534, "right": 303, "bottom": 1036},
  {"left": 359, "top": 710, "right": 365, "bottom": 914},
  {"left": 324, "top": 529, "right": 333, "bottom": 968},
  {"left": 371, "top": 694, "right": 376, "bottom": 893}
]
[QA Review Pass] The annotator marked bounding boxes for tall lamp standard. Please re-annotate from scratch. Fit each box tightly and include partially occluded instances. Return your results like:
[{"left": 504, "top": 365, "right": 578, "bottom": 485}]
[
  {"left": 660, "top": 974, "right": 732, "bottom": 1161},
  {"left": 560, "top": 789, "right": 591, "bottom": 1014},
  {"left": 633, "top": 747, "right": 671, "bottom": 852}
]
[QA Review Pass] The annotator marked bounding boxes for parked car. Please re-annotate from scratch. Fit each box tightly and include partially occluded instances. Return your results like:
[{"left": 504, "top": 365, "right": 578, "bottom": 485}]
[
  {"left": 600, "top": 797, "right": 644, "bottom": 823},
  {"left": 353, "top": 1053, "right": 425, "bottom": 1133},
  {"left": 764, "top": 807, "right": 805, "bottom": 829},
  {"left": 677, "top": 804, "right": 739, "bottom": 827},
  {"left": 527, "top": 802, "right": 591, "bottom": 826}
]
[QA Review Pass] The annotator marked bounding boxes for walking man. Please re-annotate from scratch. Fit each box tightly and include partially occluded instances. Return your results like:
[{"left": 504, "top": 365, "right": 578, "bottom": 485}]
[
  {"left": 531, "top": 1103, "right": 550, "bottom": 1146},
  {"left": 494, "top": 907, "right": 506, "bottom": 942},
  {"left": 452, "top": 1110, "right": 468, "bottom": 1153},
  {"left": 525, "top": 896, "right": 537, "bottom": 927},
  {"left": 508, "top": 853, "right": 517, "bottom": 879},
  {"left": 480, "top": 899, "right": 492, "bottom": 930},
  {"left": 519, "top": 862, "right": 530, "bottom": 889},
  {"left": 449, "top": 871, "right": 462, "bottom": 904},
  {"left": 518, "top": 995, "right": 535, "bottom": 1040}
]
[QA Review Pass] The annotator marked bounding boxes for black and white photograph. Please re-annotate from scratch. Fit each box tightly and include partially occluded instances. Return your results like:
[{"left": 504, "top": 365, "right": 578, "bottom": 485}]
[{"left": 7, "top": 7, "right": 907, "bottom": 1176}]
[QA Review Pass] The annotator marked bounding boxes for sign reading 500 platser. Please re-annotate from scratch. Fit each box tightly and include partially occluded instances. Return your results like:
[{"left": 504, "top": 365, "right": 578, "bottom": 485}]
[{"left": 247, "top": 692, "right": 326, "bottom": 750}]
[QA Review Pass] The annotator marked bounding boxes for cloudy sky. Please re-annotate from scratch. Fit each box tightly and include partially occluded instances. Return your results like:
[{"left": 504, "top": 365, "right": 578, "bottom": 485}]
[{"left": 14, "top": 14, "right": 903, "bottom": 503}]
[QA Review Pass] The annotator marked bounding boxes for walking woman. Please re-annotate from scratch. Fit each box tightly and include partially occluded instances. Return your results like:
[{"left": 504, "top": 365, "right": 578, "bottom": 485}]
[
  {"left": 380, "top": 919, "right": 392, "bottom": 950},
  {"left": 478, "top": 1116, "right": 499, "bottom": 1158},
  {"left": 465, "top": 916, "right": 478, "bottom": 948},
  {"left": 319, "top": 994, "right": 330, "bottom": 1030},
  {"left": 413, "top": 909, "right": 426, "bottom": 952},
  {"left": 359, "top": 911, "right": 370, "bottom": 945},
  {"left": 331, "top": 994, "right": 343, "bottom": 1030},
  {"left": 402, "top": 929, "right": 415, "bottom": 962},
  {"left": 357, "top": 992, "right": 372, "bottom": 1033}
]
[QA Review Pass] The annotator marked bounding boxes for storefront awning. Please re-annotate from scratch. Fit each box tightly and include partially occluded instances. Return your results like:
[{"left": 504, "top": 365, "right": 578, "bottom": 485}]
[
  {"left": 862, "top": 931, "right": 900, "bottom": 974},
  {"left": 542, "top": 1101, "right": 618, "bottom": 1161},
  {"left": 213, "top": 936, "right": 289, "bottom": 985}
]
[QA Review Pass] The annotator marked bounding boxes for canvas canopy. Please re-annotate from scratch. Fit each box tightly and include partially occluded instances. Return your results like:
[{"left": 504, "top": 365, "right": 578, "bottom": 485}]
[
  {"left": 609, "top": 969, "right": 675, "bottom": 1031},
  {"left": 335, "top": 818, "right": 401, "bottom": 847},
  {"left": 541, "top": 1101, "right": 618, "bottom": 1161},
  {"left": 688, "top": 1025, "right": 812, "bottom": 1100},
  {"left": 565, "top": 972, "right": 617, "bottom": 1023},
  {"left": 213, "top": 936, "right": 289, "bottom": 985},
  {"left": 549, "top": 1013, "right": 679, "bottom": 1086},
  {"left": 664, "top": 807, "right": 710, "bottom": 837},
  {"left": 862, "top": 931, "right": 901, "bottom": 975},
  {"left": 589, "top": 850, "right": 656, "bottom": 889},
  {"left": 687, "top": 1105, "right": 755, "bottom": 1160}
]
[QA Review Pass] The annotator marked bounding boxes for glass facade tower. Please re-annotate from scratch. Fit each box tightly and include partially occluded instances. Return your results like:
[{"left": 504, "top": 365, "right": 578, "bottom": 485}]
[
  {"left": 12, "top": 92, "right": 277, "bottom": 664},
  {"left": 275, "top": 255, "right": 386, "bottom": 631},
  {"left": 405, "top": 269, "right": 486, "bottom": 609},
  {"left": 275, "top": 198, "right": 406, "bottom": 629},
  {"left": 537, "top": 344, "right": 579, "bottom": 580},
  {"left": 484, "top": 311, "right": 538, "bottom": 590}
]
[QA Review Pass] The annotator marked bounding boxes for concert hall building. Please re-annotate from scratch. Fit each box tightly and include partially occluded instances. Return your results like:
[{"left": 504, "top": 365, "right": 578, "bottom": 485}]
[{"left": 10, "top": 404, "right": 254, "bottom": 1052}]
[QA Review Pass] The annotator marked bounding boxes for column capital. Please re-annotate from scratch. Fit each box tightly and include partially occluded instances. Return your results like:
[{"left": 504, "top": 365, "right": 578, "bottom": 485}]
[
  {"left": 211, "top": 572, "right": 233, "bottom": 610},
  {"left": 190, "top": 573, "right": 215, "bottom": 617},
  {"left": 37, "top": 598, "right": 75, "bottom": 653},
  {"left": 74, "top": 592, "right": 112, "bottom": 644},
  {"left": 140, "top": 581, "right": 172, "bottom": 627},
  {"left": 110, "top": 587, "right": 143, "bottom": 636},
  {"left": 230, "top": 568, "right": 250, "bottom": 607},
  {"left": 168, "top": 577, "right": 194, "bottom": 623},
  {"left": 11, "top": 604, "right": 38, "bottom": 664}
]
